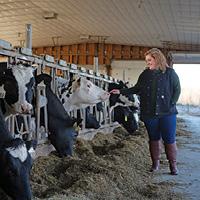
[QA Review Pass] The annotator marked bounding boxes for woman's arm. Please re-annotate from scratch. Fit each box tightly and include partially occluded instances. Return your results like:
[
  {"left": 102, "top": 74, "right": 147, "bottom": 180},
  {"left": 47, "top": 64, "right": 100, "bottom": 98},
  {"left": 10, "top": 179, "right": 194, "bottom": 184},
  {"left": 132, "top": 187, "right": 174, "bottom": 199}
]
[
  {"left": 119, "top": 83, "right": 140, "bottom": 95},
  {"left": 109, "top": 71, "right": 144, "bottom": 95},
  {"left": 109, "top": 82, "right": 141, "bottom": 95}
]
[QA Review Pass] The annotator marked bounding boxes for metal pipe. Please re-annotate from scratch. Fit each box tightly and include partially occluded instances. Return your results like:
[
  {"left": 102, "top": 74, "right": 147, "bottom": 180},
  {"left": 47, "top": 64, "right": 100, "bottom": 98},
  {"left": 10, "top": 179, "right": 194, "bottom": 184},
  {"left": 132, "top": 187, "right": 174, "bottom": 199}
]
[
  {"left": 93, "top": 56, "right": 98, "bottom": 73},
  {"left": 25, "top": 24, "right": 32, "bottom": 49}
]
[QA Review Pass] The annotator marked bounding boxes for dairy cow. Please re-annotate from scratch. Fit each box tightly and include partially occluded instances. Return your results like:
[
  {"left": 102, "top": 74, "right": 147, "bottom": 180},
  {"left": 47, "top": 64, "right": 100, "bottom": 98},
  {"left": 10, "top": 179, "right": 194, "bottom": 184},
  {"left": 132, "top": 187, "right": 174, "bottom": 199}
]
[
  {"left": 60, "top": 76, "right": 110, "bottom": 112},
  {"left": 35, "top": 74, "right": 82, "bottom": 157},
  {"left": 85, "top": 109, "right": 100, "bottom": 129},
  {"left": 0, "top": 64, "right": 35, "bottom": 119},
  {"left": 58, "top": 76, "right": 110, "bottom": 129},
  {"left": 113, "top": 106, "right": 139, "bottom": 134},
  {"left": 0, "top": 110, "right": 32, "bottom": 200},
  {"left": 0, "top": 64, "right": 34, "bottom": 200},
  {"left": 108, "top": 81, "right": 140, "bottom": 134},
  {"left": 76, "top": 106, "right": 100, "bottom": 129},
  {"left": 108, "top": 81, "right": 139, "bottom": 110}
]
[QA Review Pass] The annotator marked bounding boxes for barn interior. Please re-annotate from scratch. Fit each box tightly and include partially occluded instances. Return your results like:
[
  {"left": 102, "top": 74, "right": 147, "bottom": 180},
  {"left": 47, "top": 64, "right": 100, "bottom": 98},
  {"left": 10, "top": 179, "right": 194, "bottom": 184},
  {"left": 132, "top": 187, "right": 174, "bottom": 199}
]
[
  {"left": 1, "top": 0, "right": 200, "bottom": 104},
  {"left": 0, "top": 1, "right": 200, "bottom": 200}
]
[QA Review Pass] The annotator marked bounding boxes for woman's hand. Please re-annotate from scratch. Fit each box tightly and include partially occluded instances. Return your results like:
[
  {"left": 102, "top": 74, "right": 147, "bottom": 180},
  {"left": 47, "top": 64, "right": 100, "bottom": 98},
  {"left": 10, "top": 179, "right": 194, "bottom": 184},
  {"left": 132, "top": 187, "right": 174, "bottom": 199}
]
[{"left": 109, "top": 89, "right": 120, "bottom": 94}]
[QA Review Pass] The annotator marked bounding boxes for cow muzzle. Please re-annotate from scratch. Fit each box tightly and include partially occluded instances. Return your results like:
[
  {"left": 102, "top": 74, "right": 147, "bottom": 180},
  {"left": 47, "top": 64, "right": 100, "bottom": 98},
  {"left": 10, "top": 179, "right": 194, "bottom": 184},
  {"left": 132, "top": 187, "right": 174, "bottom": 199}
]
[{"left": 100, "top": 92, "right": 110, "bottom": 101}]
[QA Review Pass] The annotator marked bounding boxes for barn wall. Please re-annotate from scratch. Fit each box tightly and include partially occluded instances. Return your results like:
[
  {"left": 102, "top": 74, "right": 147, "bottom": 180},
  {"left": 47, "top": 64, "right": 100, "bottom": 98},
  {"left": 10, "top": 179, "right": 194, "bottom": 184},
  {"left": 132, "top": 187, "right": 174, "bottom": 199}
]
[
  {"left": 32, "top": 43, "right": 159, "bottom": 66},
  {"left": 32, "top": 43, "right": 173, "bottom": 82},
  {"left": 65, "top": 60, "right": 145, "bottom": 86},
  {"left": 111, "top": 60, "right": 145, "bottom": 85}
]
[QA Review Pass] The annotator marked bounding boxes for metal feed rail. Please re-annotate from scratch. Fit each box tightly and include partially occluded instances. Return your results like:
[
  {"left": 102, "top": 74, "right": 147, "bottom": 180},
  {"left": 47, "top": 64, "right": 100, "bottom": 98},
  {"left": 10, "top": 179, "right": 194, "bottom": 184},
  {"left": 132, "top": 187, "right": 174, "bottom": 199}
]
[{"left": 0, "top": 39, "right": 119, "bottom": 144}]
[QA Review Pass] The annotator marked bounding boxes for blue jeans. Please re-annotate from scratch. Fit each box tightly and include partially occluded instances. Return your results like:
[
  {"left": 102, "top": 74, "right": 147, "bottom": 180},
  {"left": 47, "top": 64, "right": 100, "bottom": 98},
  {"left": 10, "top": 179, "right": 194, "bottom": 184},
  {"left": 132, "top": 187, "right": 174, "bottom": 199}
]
[{"left": 143, "top": 114, "right": 176, "bottom": 144}]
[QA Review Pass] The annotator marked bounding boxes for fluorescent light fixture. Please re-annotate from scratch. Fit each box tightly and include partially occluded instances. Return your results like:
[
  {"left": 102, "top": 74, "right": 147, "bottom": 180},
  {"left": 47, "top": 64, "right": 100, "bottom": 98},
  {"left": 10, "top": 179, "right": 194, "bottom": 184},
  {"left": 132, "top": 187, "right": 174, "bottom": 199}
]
[
  {"left": 80, "top": 34, "right": 90, "bottom": 40},
  {"left": 43, "top": 11, "right": 58, "bottom": 20}
]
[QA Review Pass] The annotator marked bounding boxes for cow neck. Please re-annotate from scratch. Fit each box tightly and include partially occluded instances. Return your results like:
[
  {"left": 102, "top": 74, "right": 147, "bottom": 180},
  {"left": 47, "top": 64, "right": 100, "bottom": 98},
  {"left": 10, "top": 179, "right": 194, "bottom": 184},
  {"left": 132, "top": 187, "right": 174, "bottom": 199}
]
[
  {"left": 63, "top": 98, "right": 75, "bottom": 112},
  {"left": 65, "top": 91, "right": 82, "bottom": 112}
]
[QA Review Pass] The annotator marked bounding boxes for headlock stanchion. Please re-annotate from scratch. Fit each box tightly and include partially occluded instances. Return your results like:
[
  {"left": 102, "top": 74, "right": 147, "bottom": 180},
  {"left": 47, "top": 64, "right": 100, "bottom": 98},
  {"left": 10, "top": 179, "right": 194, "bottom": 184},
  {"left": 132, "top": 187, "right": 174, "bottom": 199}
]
[
  {"left": 0, "top": 38, "right": 120, "bottom": 144},
  {"left": 35, "top": 81, "right": 48, "bottom": 143}
]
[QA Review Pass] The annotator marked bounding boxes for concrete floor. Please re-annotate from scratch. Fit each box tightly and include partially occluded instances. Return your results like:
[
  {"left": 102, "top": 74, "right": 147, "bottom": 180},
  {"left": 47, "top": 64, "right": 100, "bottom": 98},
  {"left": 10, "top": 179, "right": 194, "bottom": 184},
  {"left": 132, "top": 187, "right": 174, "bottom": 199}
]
[{"left": 153, "top": 110, "right": 200, "bottom": 200}]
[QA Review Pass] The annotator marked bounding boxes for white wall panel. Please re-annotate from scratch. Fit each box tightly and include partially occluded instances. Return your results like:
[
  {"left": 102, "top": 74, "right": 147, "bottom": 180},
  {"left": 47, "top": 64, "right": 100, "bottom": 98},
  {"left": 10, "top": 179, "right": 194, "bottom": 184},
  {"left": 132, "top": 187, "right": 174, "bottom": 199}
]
[{"left": 111, "top": 60, "right": 145, "bottom": 85}]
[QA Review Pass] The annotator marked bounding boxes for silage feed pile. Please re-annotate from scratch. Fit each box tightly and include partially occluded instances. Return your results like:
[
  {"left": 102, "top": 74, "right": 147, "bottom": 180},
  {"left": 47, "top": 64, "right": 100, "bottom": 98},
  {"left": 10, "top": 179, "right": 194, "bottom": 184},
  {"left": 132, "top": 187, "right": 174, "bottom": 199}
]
[{"left": 0, "top": 122, "right": 187, "bottom": 200}]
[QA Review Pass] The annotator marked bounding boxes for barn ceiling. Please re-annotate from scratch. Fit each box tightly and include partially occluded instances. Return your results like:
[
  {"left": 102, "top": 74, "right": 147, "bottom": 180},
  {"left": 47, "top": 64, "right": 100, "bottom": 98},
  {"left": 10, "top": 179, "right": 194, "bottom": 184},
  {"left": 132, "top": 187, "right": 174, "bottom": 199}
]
[{"left": 0, "top": 0, "right": 200, "bottom": 50}]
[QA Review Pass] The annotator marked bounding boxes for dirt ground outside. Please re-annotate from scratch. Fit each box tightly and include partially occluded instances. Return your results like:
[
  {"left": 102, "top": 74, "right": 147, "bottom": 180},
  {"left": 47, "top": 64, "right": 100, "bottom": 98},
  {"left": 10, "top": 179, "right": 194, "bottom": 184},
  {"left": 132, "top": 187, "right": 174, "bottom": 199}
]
[{"left": 0, "top": 118, "right": 191, "bottom": 200}]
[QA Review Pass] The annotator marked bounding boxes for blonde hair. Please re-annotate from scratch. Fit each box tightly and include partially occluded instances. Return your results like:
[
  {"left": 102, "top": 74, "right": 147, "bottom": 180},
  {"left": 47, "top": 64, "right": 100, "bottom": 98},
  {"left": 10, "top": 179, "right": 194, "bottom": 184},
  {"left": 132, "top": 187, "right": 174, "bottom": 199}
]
[{"left": 144, "top": 48, "right": 169, "bottom": 71}]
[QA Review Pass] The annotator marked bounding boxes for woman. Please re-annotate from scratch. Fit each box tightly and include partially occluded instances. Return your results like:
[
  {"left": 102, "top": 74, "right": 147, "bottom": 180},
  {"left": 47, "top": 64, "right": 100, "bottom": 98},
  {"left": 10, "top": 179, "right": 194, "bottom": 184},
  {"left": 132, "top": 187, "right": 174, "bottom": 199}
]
[{"left": 110, "top": 48, "right": 181, "bottom": 175}]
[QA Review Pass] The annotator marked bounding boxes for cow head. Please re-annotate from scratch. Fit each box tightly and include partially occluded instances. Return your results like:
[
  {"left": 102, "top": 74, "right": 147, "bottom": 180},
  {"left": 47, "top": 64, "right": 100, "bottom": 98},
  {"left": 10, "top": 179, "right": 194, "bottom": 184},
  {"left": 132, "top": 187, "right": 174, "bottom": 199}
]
[
  {"left": 60, "top": 77, "right": 110, "bottom": 111},
  {"left": 47, "top": 115, "right": 82, "bottom": 157},
  {"left": 108, "top": 81, "right": 140, "bottom": 110},
  {"left": 71, "top": 77, "right": 110, "bottom": 103},
  {"left": 0, "top": 138, "right": 32, "bottom": 200},
  {"left": 113, "top": 106, "right": 139, "bottom": 134},
  {"left": 0, "top": 64, "right": 35, "bottom": 118},
  {"left": 85, "top": 106, "right": 100, "bottom": 129}
]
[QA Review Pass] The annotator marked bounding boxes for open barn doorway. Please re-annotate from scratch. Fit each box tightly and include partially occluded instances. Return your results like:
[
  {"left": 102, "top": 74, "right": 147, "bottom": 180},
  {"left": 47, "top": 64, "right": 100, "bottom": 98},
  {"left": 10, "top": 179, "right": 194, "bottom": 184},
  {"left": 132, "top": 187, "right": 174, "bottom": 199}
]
[{"left": 172, "top": 52, "right": 200, "bottom": 115}]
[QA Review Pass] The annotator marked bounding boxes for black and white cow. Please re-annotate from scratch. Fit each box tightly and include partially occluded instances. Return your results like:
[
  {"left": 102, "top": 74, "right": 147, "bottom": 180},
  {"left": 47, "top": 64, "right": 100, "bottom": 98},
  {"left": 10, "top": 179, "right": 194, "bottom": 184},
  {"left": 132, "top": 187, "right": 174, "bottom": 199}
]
[
  {"left": 60, "top": 76, "right": 110, "bottom": 112},
  {"left": 35, "top": 74, "right": 82, "bottom": 157},
  {"left": 108, "top": 81, "right": 139, "bottom": 110},
  {"left": 0, "top": 64, "right": 35, "bottom": 119},
  {"left": 0, "top": 64, "right": 34, "bottom": 200},
  {"left": 57, "top": 76, "right": 109, "bottom": 129},
  {"left": 0, "top": 112, "right": 33, "bottom": 200},
  {"left": 113, "top": 106, "right": 139, "bottom": 134},
  {"left": 108, "top": 81, "right": 140, "bottom": 134}
]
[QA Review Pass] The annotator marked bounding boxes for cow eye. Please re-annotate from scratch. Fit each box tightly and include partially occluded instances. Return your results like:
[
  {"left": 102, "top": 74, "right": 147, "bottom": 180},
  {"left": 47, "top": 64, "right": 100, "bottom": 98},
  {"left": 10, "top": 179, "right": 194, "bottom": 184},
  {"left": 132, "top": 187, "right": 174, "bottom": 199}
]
[{"left": 87, "top": 84, "right": 91, "bottom": 88}]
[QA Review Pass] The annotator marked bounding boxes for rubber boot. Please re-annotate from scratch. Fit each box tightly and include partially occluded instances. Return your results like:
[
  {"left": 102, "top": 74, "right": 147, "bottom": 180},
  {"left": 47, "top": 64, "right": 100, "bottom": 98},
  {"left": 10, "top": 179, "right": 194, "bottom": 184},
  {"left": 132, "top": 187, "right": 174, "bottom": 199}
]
[
  {"left": 149, "top": 140, "right": 161, "bottom": 172},
  {"left": 165, "top": 143, "right": 178, "bottom": 175}
]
